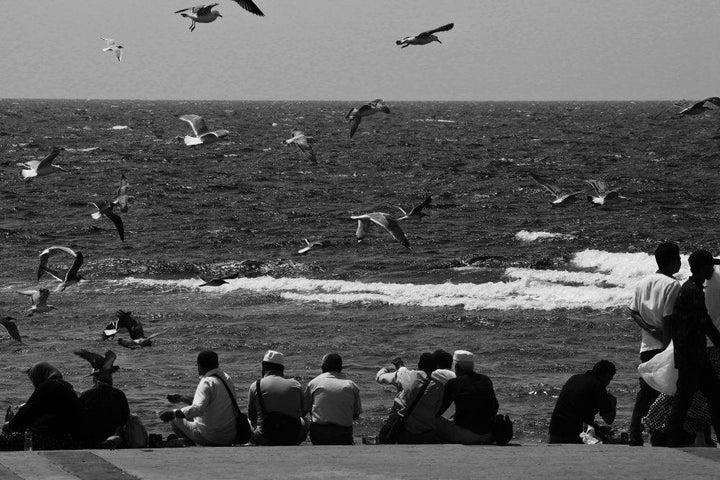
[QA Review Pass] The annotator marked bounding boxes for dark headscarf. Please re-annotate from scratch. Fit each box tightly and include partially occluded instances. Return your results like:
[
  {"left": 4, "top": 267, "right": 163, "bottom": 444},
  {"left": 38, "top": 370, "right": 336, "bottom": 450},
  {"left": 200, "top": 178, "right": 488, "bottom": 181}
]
[{"left": 27, "top": 362, "right": 63, "bottom": 388}]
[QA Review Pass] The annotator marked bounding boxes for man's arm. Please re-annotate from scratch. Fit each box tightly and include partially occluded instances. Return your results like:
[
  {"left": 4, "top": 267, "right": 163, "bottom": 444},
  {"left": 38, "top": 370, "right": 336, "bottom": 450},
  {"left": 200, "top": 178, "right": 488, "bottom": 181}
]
[
  {"left": 180, "top": 379, "right": 211, "bottom": 419},
  {"left": 166, "top": 394, "right": 193, "bottom": 405},
  {"left": 247, "top": 384, "right": 257, "bottom": 427},
  {"left": 598, "top": 392, "right": 617, "bottom": 425},
  {"left": 628, "top": 308, "right": 664, "bottom": 343},
  {"left": 702, "top": 312, "right": 720, "bottom": 349}
]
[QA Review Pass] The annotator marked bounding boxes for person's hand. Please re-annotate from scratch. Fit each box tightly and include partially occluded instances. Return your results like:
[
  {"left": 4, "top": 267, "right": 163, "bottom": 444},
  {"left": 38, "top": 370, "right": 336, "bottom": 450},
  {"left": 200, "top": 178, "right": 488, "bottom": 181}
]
[
  {"left": 5, "top": 406, "right": 14, "bottom": 422},
  {"left": 159, "top": 410, "right": 176, "bottom": 422},
  {"left": 166, "top": 394, "right": 182, "bottom": 404},
  {"left": 391, "top": 357, "right": 404, "bottom": 369}
]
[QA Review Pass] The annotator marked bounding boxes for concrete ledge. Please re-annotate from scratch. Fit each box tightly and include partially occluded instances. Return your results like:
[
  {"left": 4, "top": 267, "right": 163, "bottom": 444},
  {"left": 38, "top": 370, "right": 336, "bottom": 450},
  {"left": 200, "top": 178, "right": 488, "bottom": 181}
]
[{"left": 0, "top": 444, "right": 718, "bottom": 480}]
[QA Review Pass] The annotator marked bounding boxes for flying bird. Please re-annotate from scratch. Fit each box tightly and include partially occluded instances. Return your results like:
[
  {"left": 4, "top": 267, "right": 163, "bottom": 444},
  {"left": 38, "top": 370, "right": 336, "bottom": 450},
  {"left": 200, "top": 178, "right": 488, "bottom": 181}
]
[
  {"left": 346, "top": 100, "right": 391, "bottom": 138},
  {"left": 394, "top": 196, "right": 432, "bottom": 220},
  {"left": 117, "top": 330, "right": 166, "bottom": 349},
  {"left": 198, "top": 272, "right": 239, "bottom": 287},
  {"left": 101, "top": 38, "right": 123, "bottom": 61},
  {"left": 585, "top": 179, "right": 627, "bottom": 206},
  {"left": 676, "top": 97, "right": 720, "bottom": 116},
  {"left": 351, "top": 212, "right": 410, "bottom": 248},
  {"left": 396, "top": 23, "right": 454, "bottom": 48},
  {"left": 89, "top": 200, "right": 124, "bottom": 242},
  {"left": 17, "top": 148, "right": 66, "bottom": 181},
  {"left": 175, "top": 4, "right": 223, "bottom": 31},
  {"left": 297, "top": 239, "right": 332, "bottom": 255},
  {"left": 16, "top": 288, "right": 55, "bottom": 316},
  {"left": 113, "top": 174, "right": 131, "bottom": 212},
  {"left": 103, "top": 310, "right": 145, "bottom": 340},
  {"left": 530, "top": 174, "right": 584, "bottom": 205},
  {"left": 179, "top": 114, "right": 229, "bottom": 146},
  {"left": 231, "top": 0, "right": 264, "bottom": 16},
  {"left": 37, "top": 246, "right": 85, "bottom": 291},
  {"left": 285, "top": 130, "right": 316, "bottom": 161},
  {"left": 0, "top": 317, "right": 22, "bottom": 342},
  {"left": 74, "top": 349, "right": 119, "bottom": 377}
]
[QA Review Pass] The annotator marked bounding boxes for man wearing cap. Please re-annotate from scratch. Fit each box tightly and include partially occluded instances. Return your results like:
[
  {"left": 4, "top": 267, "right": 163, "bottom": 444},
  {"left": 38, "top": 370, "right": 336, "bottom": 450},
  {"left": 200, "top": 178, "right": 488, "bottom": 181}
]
[
  {"left": 159, "top": 350, "right": 240, "bottom": 446},
  {"left": 665, "top": 249, "right": 720, "bottom": 447},
  {"left": 435, "top": 350, "right": 499, "bottom": 444},
  {"left": 304, "top": 353, "right": 362, "bottom": 445},
  {"left": 248, "top": 350, "right": 308, "bottom": 445}
]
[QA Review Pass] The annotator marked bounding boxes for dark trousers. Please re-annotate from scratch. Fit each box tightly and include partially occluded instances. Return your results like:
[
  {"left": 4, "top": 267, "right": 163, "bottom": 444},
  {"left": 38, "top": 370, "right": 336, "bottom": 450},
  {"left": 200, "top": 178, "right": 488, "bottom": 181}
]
[
  {"left": 309, "top": 423, "right": 353, "bottom": 445},
  {"left": 666, "top": 360, "right": 720, "bottom": 447},
  {"left": 629, "top": 349, "right": 663, "bottom": 443}
]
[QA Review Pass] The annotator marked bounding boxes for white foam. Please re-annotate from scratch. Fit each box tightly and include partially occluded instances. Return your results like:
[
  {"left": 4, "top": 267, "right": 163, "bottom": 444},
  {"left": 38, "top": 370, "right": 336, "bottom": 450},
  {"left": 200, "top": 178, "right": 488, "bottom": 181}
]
[
  {"left": 111, "top": 125, "right": 129, "bottom": 130},
  {"left": 515, "top": 230, "right": 574, "bottom": 242}
]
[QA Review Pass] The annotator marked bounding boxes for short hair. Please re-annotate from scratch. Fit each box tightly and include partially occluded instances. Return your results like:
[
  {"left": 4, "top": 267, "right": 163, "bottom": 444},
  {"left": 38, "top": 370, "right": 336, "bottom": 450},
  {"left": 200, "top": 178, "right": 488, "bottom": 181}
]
[
  {"left": 654, "top": 242, "right": 679, "bottom": 268},
  {"left": 321, "top": 353, "right": 343, "bottom": 372},
  {"left": 262, "top": 361, "right": 284, "bottom": 373},
  {"left": 591, "top": 360, "right": 616, "bottom": 378},
  {"left": 689, "top": 249, "right": 719, "bottom": 274},
  {"left": 197, "top": 350, "right": 219, "bottom": 371},
  {"left": 417, "top": 352, "right": 437, "bottom": 373},
  {"left": 433, "top": 349, "right": 453, "bottom": 370}
]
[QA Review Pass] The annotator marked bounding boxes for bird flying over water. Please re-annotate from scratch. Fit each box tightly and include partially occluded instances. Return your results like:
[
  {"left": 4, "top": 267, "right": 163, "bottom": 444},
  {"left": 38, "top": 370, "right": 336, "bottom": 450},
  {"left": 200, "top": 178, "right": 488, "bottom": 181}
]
[
  {"left": 585, "top": 179, "right": 627, "bottom": 206},
  {"left": 16, "top": 288, "right": 54, "bottom": 316},
  {"left": 394, "top": 196, "right": 432, "bottom": 220},
  {"left": 676, "top": 97, "right": 720, "bottom": 116},
  {"left": 17, "top": 148, "right": 66, "bottom": 181},
  {"left": 37, "top": 246, "right": 85, "bottom": 291},
  {"left": 0, "top": 317, "right": 22, "bottom": 342},
  {"left": 285, "top": 130, "right": 316, "bottom": 161},
  {"left": 175, "top": 4, "right": 223, "bottom": 31},
  {"left": 396, "top": 23, "right": 454, "bottom": 48},
  {"left": 198, "top": 272, "right": 239, "bottom": 287},
  {"left": 103, "top": 310, "right": 145, "bottom": 340},
  {"left": 179, "top": 114, "right": 229, "bottom": 146},
  {"left": 530, "top": 174, "right": 583, "bottom": 205},
  {"left": 74, "top": 349, "right": 119, "bottom": 377},
  {"left": 117, "top": 330, "right": 166, "bottom": 349},
  {"left": 346, "top": 100, "right": 391, "bottom": 138},
  {"left": 297, "top": 239, "right": 331, "bottom": 255},
  {"left": 101, "top": 38, "right": 123, "bottom": 61},
  {"left": 113, "top": 174, "right": 131, "bottom": 212},
  {"left": 351, "top": 212, "right": 410, "bottom": 248},
  {"left": 89, "top": 200, "right": 125, "bottom": 242}
]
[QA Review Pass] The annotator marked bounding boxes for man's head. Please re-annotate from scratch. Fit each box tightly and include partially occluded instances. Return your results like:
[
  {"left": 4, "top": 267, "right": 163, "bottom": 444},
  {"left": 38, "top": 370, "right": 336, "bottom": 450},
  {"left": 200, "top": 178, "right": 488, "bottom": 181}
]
[
  {"left": 654, "top": 242, "right": 681, "bottom": 275},
  {"left": 262, "top": 350, "right": 285, "bottom": 375},
  {"left": 689, "top": 249, "right": 719, "bottom": 281},
  {"left": 321, "top": 353, "right": 342, "bottom": 373},
  {"left": 433, "top": 349, "right": 453, "bottom": 370},
  {"left": 197, "top": 350, "right": 219, "bottom": 376},
  {"left": 453, "top": 350, "right": 475, "bottom": 374},
  {"left": 591, "top": 359, "right": 616, "bottom": 386},
  {"left": 417, "top": 352, "right": 437, "bottom": 375}
]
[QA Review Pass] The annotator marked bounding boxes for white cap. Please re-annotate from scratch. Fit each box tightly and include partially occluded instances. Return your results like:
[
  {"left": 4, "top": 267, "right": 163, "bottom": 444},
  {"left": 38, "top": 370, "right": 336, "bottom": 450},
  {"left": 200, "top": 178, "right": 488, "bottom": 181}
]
[
  {"left": 263, "top": 350, "right": 284, "bottom": 366},
  {"left": 453, "top": 350, "right": 474, "bottom": 365}
]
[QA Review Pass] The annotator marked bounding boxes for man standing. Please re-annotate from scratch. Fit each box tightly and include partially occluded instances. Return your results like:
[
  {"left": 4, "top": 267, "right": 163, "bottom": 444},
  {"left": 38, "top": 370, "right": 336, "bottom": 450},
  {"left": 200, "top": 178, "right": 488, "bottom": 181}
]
[
  {"left": 435, "top": 350, "right": 499, "bottom": 444},
  {"left": 304, "top": 353, "right": 362, "bottom": 445},
  {"left": 248, "top": 350, "right": 307, "bottom": 445},
  {"left": 547, "top": 360, "right": 617, "bottom": 444},
  {"left": 665, "top": 250, "right": 720, "bottom": 447},
  {"left": 159, "top": 350, "right": 239, "bottom": 446},
  {"left": 627, "top": 242, "right": 681, "bottom": 446}
]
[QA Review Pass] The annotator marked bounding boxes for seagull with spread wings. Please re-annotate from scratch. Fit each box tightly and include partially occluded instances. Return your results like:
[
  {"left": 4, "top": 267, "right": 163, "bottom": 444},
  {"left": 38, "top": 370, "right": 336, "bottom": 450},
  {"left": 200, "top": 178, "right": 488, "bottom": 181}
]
[
  {"left": 16, "top": 288, "right": 55, "bottom": 316},
  {"left": 676, "top": 97, "right": 720, "bottom": 116},
  {"left": 101, "top": 38, "right": 123, "bottom": 61},
  {"left": 174, "top": 4, "right": 223, "bottom": 31},
  {"left": 396, "top": 23, "right": 454, "bottom": 48},
  {"left": 37, "top": 246, "right": 85, "bottom": 291},
  {"left": 199, "top": 272, "right": 239, "bottom": 287},
  {"left": 89, "top": 200, "right": 125, "bottom": 242},
  {"left": 530, "top": 174, "right": 584, "bottom": 205},
  {"left": 395, "top": 196, "right": 432, "bottom": 221},
  {"left": 103, "top": 310, "right": 145, "bottom": 340},
  {"left": 74, "top": 349, "right": 120, "bottom": 377},
  {"left": 0, "top": 317, "right": 22, "bottom": 342},
  {"left": 585, "top": 179, "right": 627, "bottom": 206},
  {"left": 179, "top": 114, "right": 229, "bottom": 146},
  {"left": 285, "top": 130, "right": 317, "bottom": 161},
  {"left": 351, "top": 212, "right": 410, "bottom": 248},
  {"left": 346, "top": 100, "right": 391, "bottom": 138},
  {"left": 17, "top": 148, "right": 66, "bottom": 181},
  {"left": 297, "top": 239, "right": 332, "bottom": 255}
]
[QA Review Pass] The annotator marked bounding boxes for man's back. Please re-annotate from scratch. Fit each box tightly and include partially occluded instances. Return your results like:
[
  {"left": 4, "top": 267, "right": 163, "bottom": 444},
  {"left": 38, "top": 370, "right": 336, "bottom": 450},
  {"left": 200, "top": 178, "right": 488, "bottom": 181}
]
[
  {"left": 443, "top": 372, "right": 498, "bottom": 435},
  {"left": 631, "top": 273, "right": 680, "bottom": 352},
  {"left": 250, "top": 374, "right": 304, "bottom": 424},
  {"left": 305, "top": 372, "right": 361, "bottom": 427},
  {"left": 548, "top": 372, "right": 611, "bottom": 440},
  {"left": 78, "top": 383, "right": 129, "bottom": 446}
]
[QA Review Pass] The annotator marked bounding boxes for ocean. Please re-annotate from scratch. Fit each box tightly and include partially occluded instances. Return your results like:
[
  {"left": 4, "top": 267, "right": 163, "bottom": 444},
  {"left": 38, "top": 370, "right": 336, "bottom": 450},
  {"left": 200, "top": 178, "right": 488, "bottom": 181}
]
[{"left": 0, "top": 99, "right": 717, "bottom": 443}]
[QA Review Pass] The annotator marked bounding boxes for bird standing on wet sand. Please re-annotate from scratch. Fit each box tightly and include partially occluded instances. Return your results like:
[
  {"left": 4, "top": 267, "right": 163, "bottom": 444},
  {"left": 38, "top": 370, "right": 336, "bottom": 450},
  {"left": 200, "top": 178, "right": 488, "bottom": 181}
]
[
  {"left": 16, "top": 288, "right": 55, "bottom": 316},
  {"left": 17, "top": 148, "right": 66, "bottom": 181},
  {"left": 89, "top": 200, "right": 125, "bottom": 242},
  {"left": 394, "top": 196, "right": 432, "bottom": 220},
  {"left": 585, "top": 179, "right": 627, "bottom": 206},
  {"left": 530, "top": 174, "right": 584, "bottom": 205},
  {"left": 179, "top": 114, "right": 229, "bottom": 146},
  {"left": 346, "top": 100, "right": 391, "bottom": 138},
  {"left": 0, "top": 317, "right": 22, "bottom": 342},
  {"left": 351, "top": 212, "right": 410, "bottom": 248},
  {"left": 285, "top": 130, "right": 316, "bottom": 161},
  {"left": 37, "top": 246, "right": 85, "bottom": 291},
  {"left": 676, "top": 97, "right": 720, "bottom": 116},
  {"left": 101, "top": 38, "right": 123, "bottom": 61},
  {"left": 396, "top": 23, "right": 454, "bottom": 48},
  {"left": 74, "top": 349, "right": 120, "bottom": 377}
]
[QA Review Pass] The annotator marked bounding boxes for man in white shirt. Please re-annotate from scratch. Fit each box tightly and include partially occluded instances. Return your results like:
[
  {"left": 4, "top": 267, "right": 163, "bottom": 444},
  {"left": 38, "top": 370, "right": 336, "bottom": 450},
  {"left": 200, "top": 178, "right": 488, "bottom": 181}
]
[
  {"left": 628, "top": 242, "right": 681, "bottom": 446},
  {"left": 304, "top": 353, "right": 362, "bottom": 445},
  {"left": 159, "top": 350, "right": 239, "bottom": 446}
]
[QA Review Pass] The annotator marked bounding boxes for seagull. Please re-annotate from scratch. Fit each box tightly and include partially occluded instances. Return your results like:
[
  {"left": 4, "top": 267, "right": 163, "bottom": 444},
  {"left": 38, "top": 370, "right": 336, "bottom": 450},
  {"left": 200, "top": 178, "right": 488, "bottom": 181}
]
[
  {"left": 89, "top": 200, "right": 124, "bottom": 242},
  {"left": 101, "top": 38, "right": 123, "bottom": 61},
  {"left": 530, "top": 174, "right": 584, "bottom": 205},
  {"left": 175, "top": 4, "right": 223, "bottom": 31},
  {"left": 676, "top": 97, "right": 720, "bottom": 116},
  {"left": 0, "top": 317, "right": 22, "bottom": 342},
  {"left": 394, "top": 196, "right": 432, "bottom": 221},
  {"left": 16, "top": 288, "right": 55, "bottom": 316},
  {"left": 37, "top": 246, "right": 85, "bottom": 291},
  {"left": 17, "top": 148, "right": 66, "bottom": 181},
  {"left": 74, "top": 349, "right": 119, "bottom": 377},
  {"left": 285, "top": 130, "right": 316, "bottom": 161},
  {"left": 350, "top": 212, "right": 410, "bottom": 248},
  {"left": 198, "top": 272, "right": 239, "bottom": 287},
  {"left": 113, "top": 174, "right": 131, "bottom": 212},
  {"left": 585, "top": 179, "right": 627, "bottom": 206},
  {"left": 103, "top": 310, "right": 145, "bottom": 340},
  {"left": 179, "top": 114, "right": 229, "bottom": 146},
  {"left": 346, "top": 100, "right": 391, "bottom": 138},
  {"left": 396, "top": 23, "right": 454, "bottom": 48},
  {"left": 117, "top": 330, "right": 166, "bottom": 349},
  {"left": 297, "top": 239, "right": 332, "bottom": 255},
  {"left": 231, "top": 0, "right": 264, "bottom": 16}
]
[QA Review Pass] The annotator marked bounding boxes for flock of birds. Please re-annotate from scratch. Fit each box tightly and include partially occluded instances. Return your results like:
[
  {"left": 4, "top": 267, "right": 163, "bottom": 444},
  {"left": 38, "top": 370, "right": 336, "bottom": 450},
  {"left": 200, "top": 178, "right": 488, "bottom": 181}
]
[{"left": 529, "top": 174, "right": 629, "bottom": 206}]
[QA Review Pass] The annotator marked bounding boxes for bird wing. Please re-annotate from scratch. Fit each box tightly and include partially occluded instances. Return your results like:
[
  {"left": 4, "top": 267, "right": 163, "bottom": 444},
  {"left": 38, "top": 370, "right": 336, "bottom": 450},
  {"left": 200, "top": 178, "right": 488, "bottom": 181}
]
[
  {"left": 102, "top": 350, "right": 117, "bottom": 371},
  {"left": 129, "top": 320, "right": 146, "bottom": 340},
  {"left": 104, "top": 210, "right": 125, "bottom": 242},
  {"left": 407, "top": 196, "right": 432, "bottom": 216},
  {"left": 367, "top": 213, "right": 410, "bottom": 248},
  {"left": 103, "top": 38, "right": 116, "bottom": 47},
  {"left": 584, "top": 179, "right": 603, "bottom": 196},
  {"left": 37, "top": 148, "right": 61, "bottom": 170},
  {"left": 350, "top": 216, "right": 371, "bottom": 240},
  {"left": 0, "top": 318, "right": 21, "bottom": 342},
  {"left": 180, "top": 114, "right": 209, "bottom": 136},
  {"left": 74, "top": 349, "right": 105, "bottom": 370},
  {"left": 419, "top": 23, "right": 454, "bottom": 37},
  {"left": 66, "top": 251, "right": 84, "bottom": 281},
  {"left": 195, "top": 3, "right": 219, "bottom": 15},
  {"left": 114, "top": 174, "right": 130, "bottom": 212},
  {"left": 349, "top": 117, "right": 362, "bottom": 138},
  {"left": 702, "top": 97, "right": 720, "bottom": 108},
  {"left": 231, "top": 0, "right": 264, "bottom": 16},
  {"left": 118, "top": 338, "right": 139, "bottom": 349},
  {"left": 18, "top": 160, "right": 40, "bottom": 169},
  {"left": 203, "top": 129, "right": 229, "bottom": 139},
  {"left": 174, "top": 6, "right": 192, "bottom": 14},
  {"left": 530, "top": 173, "right": 561, "bottom": 196},
  {"left": 39, "top": 265, "right": 64, "bottom": 282},
  {"left": 294, "top": 139, "right": 316, "bottom": 161},
  {"left": 345, "top": 107, "right": 357, "bottom": 119}
]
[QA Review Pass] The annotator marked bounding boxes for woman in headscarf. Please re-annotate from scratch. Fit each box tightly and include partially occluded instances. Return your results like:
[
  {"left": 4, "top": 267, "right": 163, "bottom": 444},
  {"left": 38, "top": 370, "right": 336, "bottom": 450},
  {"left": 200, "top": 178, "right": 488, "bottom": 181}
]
[{"left": 1, "top": 362, "right": 82, "bottom": 450}]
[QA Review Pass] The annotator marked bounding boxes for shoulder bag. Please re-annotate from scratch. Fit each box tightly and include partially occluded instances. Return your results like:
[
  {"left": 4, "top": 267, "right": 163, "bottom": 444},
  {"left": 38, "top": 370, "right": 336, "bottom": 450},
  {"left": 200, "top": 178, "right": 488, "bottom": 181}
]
[
  {"left": 378, "top": 374, "right": 432, "bottom": 444},
  {"left": 212, "top": 374, "right": 252, "bottom": 444}
]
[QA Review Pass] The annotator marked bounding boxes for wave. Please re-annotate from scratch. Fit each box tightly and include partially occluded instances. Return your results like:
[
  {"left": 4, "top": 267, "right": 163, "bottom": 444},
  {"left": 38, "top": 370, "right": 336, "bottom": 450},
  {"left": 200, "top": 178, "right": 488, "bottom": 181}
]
[{"left": 515, "top": 230, "right": 575, "bottom": 242}]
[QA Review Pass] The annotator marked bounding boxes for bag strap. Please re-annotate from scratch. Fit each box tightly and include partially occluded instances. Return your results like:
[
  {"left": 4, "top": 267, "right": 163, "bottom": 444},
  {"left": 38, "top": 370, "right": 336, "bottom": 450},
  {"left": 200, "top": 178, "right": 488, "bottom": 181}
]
[
  {"left": 402, "top": 374, "right": 433, "bottom": 418},
  {"left": 255, "top": 379, "right": 266, "bottom": 415},
  {"left": 212, "top": 374, "right": 241, "bottom": 418}
]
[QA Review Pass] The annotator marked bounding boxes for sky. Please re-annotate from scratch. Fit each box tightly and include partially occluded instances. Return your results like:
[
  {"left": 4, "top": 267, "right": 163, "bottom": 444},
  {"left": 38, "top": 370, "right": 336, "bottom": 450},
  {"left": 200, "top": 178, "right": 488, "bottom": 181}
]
[{"left": 2, "top": 1, "right": 719, "bottom": 101}]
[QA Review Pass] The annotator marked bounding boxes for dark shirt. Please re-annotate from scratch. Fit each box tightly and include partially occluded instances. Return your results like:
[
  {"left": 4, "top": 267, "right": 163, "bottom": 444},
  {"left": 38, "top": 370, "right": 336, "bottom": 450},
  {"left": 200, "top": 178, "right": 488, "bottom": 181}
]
[
  {"left": 8, "top": 378, "right": 82, "bottom": 439},
  {"left": 548, "top": 371, "right": 613, "bottom": 438},
  {"left": 436, "top": 371, "right": 499, "bottom": 435},
  {"left": 78, "top": 383, "right": 130, "bottom": 446},
  {"left": 671, "top": 277, "right": 720, "bottom": 369}
]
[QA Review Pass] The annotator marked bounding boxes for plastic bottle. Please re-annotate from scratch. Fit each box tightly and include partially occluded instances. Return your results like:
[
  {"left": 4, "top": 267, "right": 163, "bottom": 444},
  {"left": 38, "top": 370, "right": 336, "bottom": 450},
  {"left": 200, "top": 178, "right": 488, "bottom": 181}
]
[{"left": 23, "top": 430, "right": 33, "bottom": 451}]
